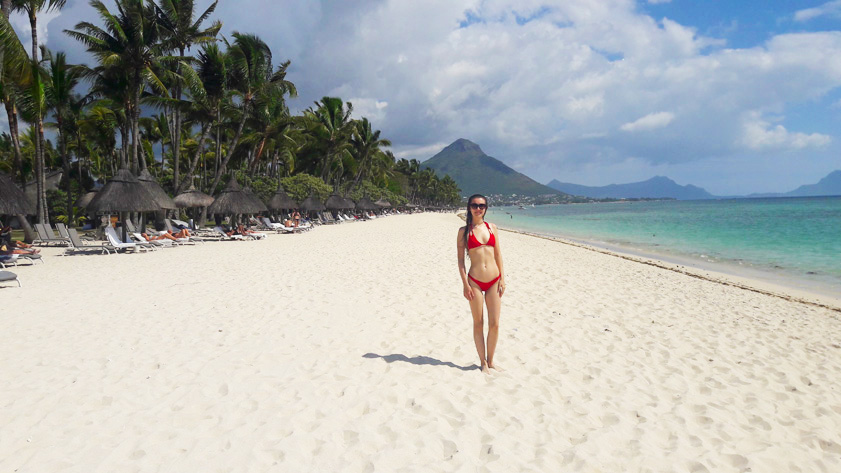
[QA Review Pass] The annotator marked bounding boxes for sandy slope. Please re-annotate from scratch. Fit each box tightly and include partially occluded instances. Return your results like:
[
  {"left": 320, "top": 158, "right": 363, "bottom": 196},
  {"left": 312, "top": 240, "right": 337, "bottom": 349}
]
[{"left": 2, "top": 212, "right": 840, "bottom": 472}]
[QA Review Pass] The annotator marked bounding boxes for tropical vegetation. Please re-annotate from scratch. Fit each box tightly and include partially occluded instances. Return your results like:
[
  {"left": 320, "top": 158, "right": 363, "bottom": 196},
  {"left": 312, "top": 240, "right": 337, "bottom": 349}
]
[{"left": 0, "top": 0, "right": 460, "bottom": 229}]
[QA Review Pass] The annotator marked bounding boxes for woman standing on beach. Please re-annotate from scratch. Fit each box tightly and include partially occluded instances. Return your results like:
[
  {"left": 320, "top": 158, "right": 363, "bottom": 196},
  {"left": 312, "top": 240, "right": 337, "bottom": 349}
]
[{"left": 457, "top": 194, "right": 505, "bottom": 374}]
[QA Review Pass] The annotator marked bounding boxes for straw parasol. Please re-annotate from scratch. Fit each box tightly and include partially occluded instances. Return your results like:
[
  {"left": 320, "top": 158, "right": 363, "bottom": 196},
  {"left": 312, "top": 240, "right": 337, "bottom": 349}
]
[
  {"left": 355, "top": 196, "right": 378, "bottom": 211},
  {"left": 374, "top": 198, "right": 392, "bottom": 208},
  {"left": 137, "top": 169, "right": 177, "bottom": 210},
  {"left": 86, "top": 168, "right": 160, "bottom": 242},
  {"left": 341, "top": 196, "right": 356, "bottom": 209},
  {"left": 87, "top": 169, "right": 159, "bottom": 213},
  {"left": 299, "top": 193, "right": 325, "bottom": 212},
  {"left": 207, "top": 176, "right": 268, "bottom": 216},
  {"left": 74, "top": 190, "right": 97, "bottom": 208},
  {"left": 174, "top": 185, "right": 214, "bottom": 208},
  {"left": 324, "top": 193, "right": 347, "bottom": 210},
  {"left": 0, "top": 172, "right": 36, "bottom": 215},
  {"left": 267, "top": 185, "right": 297, "bottom": 210}
]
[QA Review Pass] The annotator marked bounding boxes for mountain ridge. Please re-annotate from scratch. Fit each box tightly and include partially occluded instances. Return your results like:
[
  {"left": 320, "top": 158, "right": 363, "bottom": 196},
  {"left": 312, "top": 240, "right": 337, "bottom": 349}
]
[
  {"left": 547, "top": 176, "right": 715, "bottom": 200},
  {"left": 422, "top": 139, "right": 562, "bottom": 197},
  {"left": 549, "top": 171, "right": 841, "bottom": 200}
]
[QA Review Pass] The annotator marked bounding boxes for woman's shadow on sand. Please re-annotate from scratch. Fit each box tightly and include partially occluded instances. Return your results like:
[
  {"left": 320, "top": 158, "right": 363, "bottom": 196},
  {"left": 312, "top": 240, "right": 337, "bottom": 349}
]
[{"left": 363, "top": 353, "right": 479, "bottom": 371}]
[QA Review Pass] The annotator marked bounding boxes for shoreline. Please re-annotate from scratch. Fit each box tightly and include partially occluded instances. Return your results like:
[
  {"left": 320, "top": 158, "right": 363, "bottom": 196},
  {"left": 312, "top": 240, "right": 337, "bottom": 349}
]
[
  {"left": 497, "top": 226, "right": 841, "bottom": 313},
  {"left": 458, "top": 212, "right": 841, "bottom": 312}
]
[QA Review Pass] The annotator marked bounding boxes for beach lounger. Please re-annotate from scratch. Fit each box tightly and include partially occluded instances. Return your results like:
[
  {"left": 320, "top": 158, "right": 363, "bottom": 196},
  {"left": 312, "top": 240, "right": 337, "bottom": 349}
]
[
  {"left": 0, "top": 270, "right": 20, "bottom": 287},
  {"left": 105, "top": 227, "right": 144, "bottom": 253},
  {"left": 64, "top": 228, "right": 113, "bottom": 256},
  {"left": 0, "top": 254, "right": 19, "bottom": 268},
  {"left": 33, "top": 223, "right": 71, "bottom": 246},
  {"left": 213, "top": 226, "right": 245, "bottom": 241},
  {"left": 133, "top": 232, "right": 172, "bottom": 248},
  {"left": 261, "top": 217, "right": 298, "bottom": 234}
]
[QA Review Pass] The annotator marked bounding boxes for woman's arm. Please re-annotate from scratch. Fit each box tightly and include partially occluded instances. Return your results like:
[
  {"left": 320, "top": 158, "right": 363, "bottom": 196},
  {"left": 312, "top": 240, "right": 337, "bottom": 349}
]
[
  {"left": 457, "top": 227, "right": 474, "bottom": 300},
  {"left": 492, "top": 224, "right": 505, "bottom": 297}
]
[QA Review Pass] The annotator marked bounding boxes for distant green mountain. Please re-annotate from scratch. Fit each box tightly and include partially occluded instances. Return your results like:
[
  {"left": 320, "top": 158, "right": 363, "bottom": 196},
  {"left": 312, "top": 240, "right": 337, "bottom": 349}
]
[
  {"left": 786, "top": 170, "right": 841, "bottom": 197},
  {"left": 422, "top": 139, "right": 562, "bottom": 196},
  {"left": 547, "top": 176, "right": 715, "bottom": 200},
  {"left": 747, "top": 170, "right": 841, "bottom": 198}
]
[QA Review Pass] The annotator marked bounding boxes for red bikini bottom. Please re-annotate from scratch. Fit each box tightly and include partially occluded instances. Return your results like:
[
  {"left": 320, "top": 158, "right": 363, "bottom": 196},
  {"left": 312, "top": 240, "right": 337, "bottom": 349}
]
[{"left": 469, "top": 273, "right": 501, "bottom": 292}]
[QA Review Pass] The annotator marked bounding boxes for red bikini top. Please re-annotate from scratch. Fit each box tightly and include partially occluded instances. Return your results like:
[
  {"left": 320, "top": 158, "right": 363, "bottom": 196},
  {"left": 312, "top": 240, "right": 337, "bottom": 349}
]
[{"left": 467, "top": 222, "right": 495, "bottom": 250}]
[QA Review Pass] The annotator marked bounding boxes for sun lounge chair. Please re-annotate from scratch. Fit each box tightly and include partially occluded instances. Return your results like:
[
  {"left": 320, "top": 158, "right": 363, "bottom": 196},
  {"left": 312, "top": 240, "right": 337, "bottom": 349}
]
[
  {"left": 33, "top": 223, "right": 71, "bottom": 246},
  {"left": 104, "top": 227, "right": 144, "bottom": 253},
  {"left": 260, "top": 217, "right": 296, "bottom": 234},
  {"left": 0, "top": 270, "right": 20, "bottom": 287},
  {"left": 55, "top": 222, "right": 72, "bottom": 240},
  {"left": 133, "top": 232, "right": 172, "bottom": 248},
  {"left": 64, "top": 228, "right": 113, "bottom": 256},
  {"left": 125, "top": 218, "right": 139, "bottom": 234},
  {"left": 0, "top": 254, "right": 19, "bottom": 268},
  {"left": 212, "top": 226, "right": 245, "bottom": 240},
  {"left": 121, "top": 231, "right": 158, "bottom": 251}
]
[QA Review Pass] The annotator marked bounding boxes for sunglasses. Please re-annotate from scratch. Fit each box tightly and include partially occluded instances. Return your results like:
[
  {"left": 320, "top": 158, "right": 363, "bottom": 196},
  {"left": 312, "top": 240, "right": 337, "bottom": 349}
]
[{"left": 469, "top": 203, "right": 487, "bottom": 210}]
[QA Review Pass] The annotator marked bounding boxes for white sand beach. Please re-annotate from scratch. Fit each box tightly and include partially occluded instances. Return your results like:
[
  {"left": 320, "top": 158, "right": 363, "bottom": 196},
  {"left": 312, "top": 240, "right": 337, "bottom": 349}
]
[{"left": 2, "top": 212, "right": 841, "bottom": 472}]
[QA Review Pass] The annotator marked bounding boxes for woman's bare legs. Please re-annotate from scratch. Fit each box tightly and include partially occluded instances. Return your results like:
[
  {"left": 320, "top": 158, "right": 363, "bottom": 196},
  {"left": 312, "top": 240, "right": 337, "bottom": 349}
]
[
  {"left": 484, "top": 281, "right": 501, "bottom": 370},
  {"left": 467, "top": 283, "right": 490, "bottom": 374}
]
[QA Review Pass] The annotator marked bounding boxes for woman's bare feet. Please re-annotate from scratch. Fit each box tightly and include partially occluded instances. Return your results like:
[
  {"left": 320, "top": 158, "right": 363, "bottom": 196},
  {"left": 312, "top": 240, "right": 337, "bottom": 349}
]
[
  {"left": 481, "top": 363, "right": 491, "bottom": 375},
  {"left": 488, "top": 362, "right": 503, "bottom": 372}
]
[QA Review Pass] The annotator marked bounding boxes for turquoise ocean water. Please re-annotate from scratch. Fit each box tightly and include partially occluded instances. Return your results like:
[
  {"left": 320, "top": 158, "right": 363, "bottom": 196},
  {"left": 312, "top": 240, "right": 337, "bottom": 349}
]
[{"left": 487, "top": 197, "right": 841, "bottom": 294}]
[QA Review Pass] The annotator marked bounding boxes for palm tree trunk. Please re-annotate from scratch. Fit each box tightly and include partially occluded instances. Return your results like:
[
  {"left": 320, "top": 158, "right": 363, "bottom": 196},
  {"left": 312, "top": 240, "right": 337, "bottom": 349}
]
[
  {"left": 131, "top": 76, "right": 141, "bottom": 173},
  {"left": 208, "top": 102, "right": 249, "bottom": 194},
  {"left": 27, "top": 10, "right": 47, "bottom": 223},
  {"left": 58, "top": 121, "right": 74, "bottom": 226},
  {"left": 174, "top": 121, "right": 210, "bottom": 195},
  {"left": 172, "top": 47, "right": 185, "bottom": 189},
  {"left": 120, "top": 122, "right": 129, "bottom": 169}
]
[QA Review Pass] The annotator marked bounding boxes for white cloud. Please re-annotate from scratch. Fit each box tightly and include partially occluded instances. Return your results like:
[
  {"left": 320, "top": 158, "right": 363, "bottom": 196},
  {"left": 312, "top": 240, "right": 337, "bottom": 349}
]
[
  {"left": 9, "top": 9, "right": 62, "bottom": 53},
  {"left": 740, "top": 112, "right": 831, "bottom": 150},
  {"left": 349, "top": 98, "right": 389, "bottom": 123},
  {"left": 794, "top": 0, "right": 841, "bottom": 22},
  {"left": 620, "top": 111, "right": 675, "bottom": 132},
  {"left": 392, "top": 142, "right": 451, "bottom": 161},
  {"left": 647, "top": 0, "right": 672, "bottom": 4},
  {"left": 5, "top": 0, "right": 841, "bottom": 194}
]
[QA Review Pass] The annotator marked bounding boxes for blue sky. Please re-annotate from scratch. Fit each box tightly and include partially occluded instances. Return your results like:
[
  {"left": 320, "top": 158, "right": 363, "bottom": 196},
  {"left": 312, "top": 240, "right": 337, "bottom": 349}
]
[{"left": 4, "top": 0, "right": 841, "bottom": 195}]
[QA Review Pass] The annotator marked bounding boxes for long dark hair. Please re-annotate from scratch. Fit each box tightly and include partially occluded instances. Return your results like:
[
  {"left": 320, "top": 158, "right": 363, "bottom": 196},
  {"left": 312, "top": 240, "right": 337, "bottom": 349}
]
[{"left": 463, "top": 194, "right": 488, "bottom": 250}]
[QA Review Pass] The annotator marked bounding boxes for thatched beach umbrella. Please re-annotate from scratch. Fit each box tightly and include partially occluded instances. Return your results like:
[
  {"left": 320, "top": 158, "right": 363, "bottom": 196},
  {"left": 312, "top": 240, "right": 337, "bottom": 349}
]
[
  {"left": 267, "top": 185, "right": 297, "bottom": 210},
  {"left": 342, "top": 196, "right": 356, "bottom": 210},
  {"left": 74, "top": 190, "right": 97, "bottom": 208},
  {"left": 355, "top": 196, "right": 378, "bottom": 212},
  {"left": 137, "top": 169, "right": 177, "bottom": 210},
  {"left": 207, "top": 176, "right": 268, "bottom": 219},
  {"left": 324, "top": 194, "right": 347, "bottom": 210},
  {"left": 0, "top": 172, "right": 36, "bottom": 215},
  {"left": 87, "top": 168, "right": 160, "bottom": 242},
  {"left": 299, "top": 194, "right": 325, "bottom": 213},
  {"left": 174, "top": 185, "right": 214, "bottom": 208},
  {"left": 374, "top": 198, "right": 392, "bottom": 208}
]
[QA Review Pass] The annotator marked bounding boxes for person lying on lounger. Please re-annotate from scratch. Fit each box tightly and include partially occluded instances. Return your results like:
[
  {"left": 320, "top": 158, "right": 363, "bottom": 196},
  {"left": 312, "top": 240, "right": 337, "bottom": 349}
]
[
  {"left": 141, "top": 232, "right": 181, "bottom": 242},
  {"left": 0, "top": 220, "right": 39, "bottom": 254}
]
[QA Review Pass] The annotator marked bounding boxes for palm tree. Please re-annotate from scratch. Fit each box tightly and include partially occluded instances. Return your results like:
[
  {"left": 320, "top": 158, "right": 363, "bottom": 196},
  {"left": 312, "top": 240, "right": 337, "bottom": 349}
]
[
  {"left": 207, "top": 33, "right": 293, "bottom": 194},
  {"left": 77, "top": 65, "right": 131, "bottom": 169},
  {"left": 1, "top": 2, "right": 30, "bottom": 188},
  {"left": 155, "top": 0, "right": 220, "bottom": 190},
  {"left": 66, "top": 0, "right": 167, "bottom": 174},
  {"left": 349, "top": 117, "right": 391, "bottom": 192},
  {"left": 172, "top": 42, "right": 225, "bottom": 194},
  {"left": 44, "top": 49, "right": 83, "bottom": 225},
  {"left": 0, "top": 5, "right": 37, "bottom": 239},
  {"left": 11, "top": 0, "right": 66, "bottom": 223},
  {"left": 304, "top": 96, "right": 354, "bottom": 184}
]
